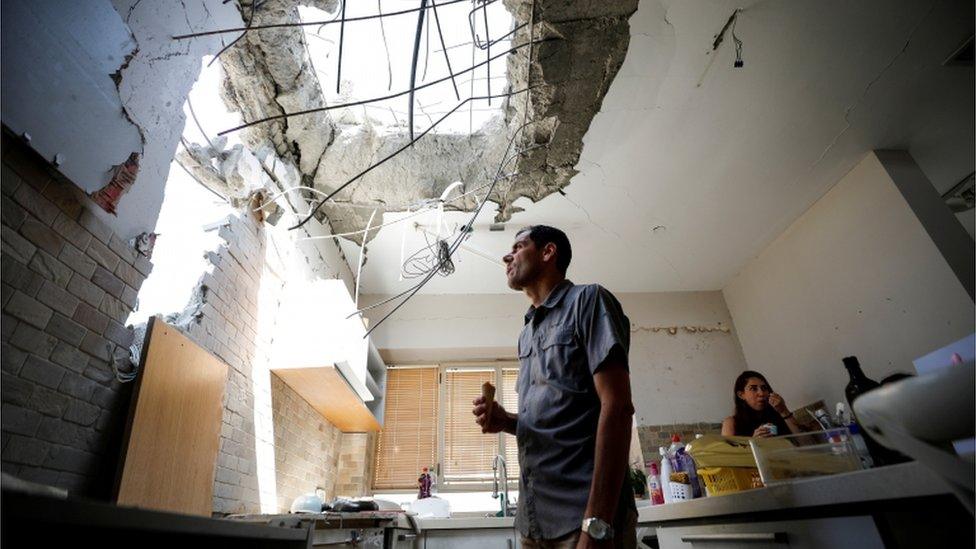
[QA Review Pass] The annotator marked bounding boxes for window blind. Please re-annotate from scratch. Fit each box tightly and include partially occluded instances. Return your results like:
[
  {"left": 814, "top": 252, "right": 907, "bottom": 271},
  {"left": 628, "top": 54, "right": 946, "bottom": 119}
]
[
  {"left": 373, "top": 367, "right": 439, "bottom": 489},
  {"left": 443, "top": 369, "right": 499, "bottom": 481},
  {"left": 501, "top": 367, "right": 520, "bottom": 480}
]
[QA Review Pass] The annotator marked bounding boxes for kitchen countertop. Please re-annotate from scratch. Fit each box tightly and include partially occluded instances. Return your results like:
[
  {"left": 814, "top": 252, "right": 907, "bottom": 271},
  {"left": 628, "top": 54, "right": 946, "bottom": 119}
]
[{"left": 636, "top": 462, "right": 955, "bottom": 525}]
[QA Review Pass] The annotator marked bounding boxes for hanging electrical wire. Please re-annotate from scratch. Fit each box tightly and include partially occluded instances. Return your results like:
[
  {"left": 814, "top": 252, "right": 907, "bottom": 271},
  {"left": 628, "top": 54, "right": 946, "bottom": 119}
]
[
  {"left": 356, "top": 115, "right": 543, "bottom": 337},
  {"left": 354, "top": 0, "right": 539, "bottom": 337},
  {"left": 731, "top": 11, "right": 744, "bottom": 68},
  {"left": 407, "top": 0, "right": 429, "bottom": 141},
  {"left": 336, "top": 0, "right": 346, "bottom": 92},
  {"left": 376, "top": 0, "right": 393, "bottom": 90},
  {"left": 429, "top": 0, "right": 460, "bottom": 100}
]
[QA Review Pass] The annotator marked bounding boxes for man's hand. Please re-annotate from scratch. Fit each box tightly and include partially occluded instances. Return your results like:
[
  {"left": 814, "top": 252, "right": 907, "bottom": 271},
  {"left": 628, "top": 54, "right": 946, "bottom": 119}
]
[
  {"left": 768, "top": 392, "right": 789, "bottom": 415},
  {"left": 472, "top": 396, "right": 514, "bottom": 434}
]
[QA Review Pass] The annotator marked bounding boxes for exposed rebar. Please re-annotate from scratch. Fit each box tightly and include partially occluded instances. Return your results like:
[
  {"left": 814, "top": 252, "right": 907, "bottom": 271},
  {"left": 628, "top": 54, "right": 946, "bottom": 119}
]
[{"left": 408, "top": 0, "right": 430, "bottom": 142}]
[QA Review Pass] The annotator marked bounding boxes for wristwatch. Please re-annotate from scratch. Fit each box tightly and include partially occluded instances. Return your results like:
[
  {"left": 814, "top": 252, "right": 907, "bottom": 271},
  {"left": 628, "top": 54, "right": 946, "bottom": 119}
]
[{"left": 581, "top": 517, "right": 614, "bottom": 541}]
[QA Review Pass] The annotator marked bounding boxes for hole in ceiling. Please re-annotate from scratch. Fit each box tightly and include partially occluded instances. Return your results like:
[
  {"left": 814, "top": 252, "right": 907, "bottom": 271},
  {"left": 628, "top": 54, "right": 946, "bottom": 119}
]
[{"left": 298, "top": 2, "right": 513, "bottom": 134}]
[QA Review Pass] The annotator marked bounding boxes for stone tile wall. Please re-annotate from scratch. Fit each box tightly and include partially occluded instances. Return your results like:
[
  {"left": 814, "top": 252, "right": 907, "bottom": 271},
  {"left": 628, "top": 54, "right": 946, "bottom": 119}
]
[
  {"left": 334, "top": 432, "right": 377, "bottom": 498},
  {"left": 270, "top": 372, "right": 342, "bottom": 511},
  {"left": 636, "top": 422, "right": 723, "bottom": 463},
  {"left": 0, "top": 133, "right": 151, "bottom": 497}
]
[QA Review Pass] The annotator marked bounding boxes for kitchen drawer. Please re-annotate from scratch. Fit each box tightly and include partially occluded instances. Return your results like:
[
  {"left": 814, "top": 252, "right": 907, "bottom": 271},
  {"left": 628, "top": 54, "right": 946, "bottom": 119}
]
[
  {"left": 422, "top": 527, "right": 518, "bottom": 548},
  {"left": 656, "top": 516, "right": 883, "bottom": 549}
]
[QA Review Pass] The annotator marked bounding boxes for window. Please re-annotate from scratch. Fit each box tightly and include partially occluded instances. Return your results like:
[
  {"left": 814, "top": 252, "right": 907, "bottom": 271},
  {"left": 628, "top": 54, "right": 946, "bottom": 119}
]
[
  {"left": 373, "top": 363, "right": 519, "bottom": 490},
  {"left": 373, "top": 366, "right": 439, "bottom": 490}
]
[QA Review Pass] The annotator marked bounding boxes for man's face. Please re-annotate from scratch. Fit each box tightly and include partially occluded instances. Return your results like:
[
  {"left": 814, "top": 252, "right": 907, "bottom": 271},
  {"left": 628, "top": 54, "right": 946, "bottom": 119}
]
[{"left": 502, "top": 231, "right": 543, "bottom": 290}]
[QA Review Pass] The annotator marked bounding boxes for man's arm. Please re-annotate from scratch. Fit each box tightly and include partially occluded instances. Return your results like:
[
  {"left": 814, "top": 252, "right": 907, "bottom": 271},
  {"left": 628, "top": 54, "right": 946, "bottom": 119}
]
[{"left": 581, "top": 356, "right": 634, "bottom": 546}]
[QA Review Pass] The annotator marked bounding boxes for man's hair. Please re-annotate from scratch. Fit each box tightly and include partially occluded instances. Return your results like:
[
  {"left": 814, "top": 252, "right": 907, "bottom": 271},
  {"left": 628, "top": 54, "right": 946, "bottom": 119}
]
[{"left": 517, "top": 225, "right": 572, "bottom": 275}]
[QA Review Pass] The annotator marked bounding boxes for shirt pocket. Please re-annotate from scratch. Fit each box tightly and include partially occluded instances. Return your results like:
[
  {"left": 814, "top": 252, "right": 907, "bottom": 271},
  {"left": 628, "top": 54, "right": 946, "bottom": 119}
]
[{"left": 539, "top": 325, "right": 588, "bottom": 394}]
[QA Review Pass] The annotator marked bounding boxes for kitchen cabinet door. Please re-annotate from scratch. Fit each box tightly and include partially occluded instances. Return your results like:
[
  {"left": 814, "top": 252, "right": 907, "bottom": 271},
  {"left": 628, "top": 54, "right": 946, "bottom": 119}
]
[{"left": 656, "top": 516, "right": 883, "bottom": 549}]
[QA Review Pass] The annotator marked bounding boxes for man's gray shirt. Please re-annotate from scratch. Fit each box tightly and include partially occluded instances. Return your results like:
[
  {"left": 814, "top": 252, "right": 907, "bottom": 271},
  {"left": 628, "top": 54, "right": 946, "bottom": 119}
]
[{"left": 514, "top": 280, "right": 635, "bottom": 540}]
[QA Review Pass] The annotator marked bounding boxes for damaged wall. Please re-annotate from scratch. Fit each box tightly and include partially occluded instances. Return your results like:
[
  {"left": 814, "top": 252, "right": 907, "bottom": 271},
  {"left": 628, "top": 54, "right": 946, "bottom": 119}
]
[
  {"left": 1, "top": 134, "right": 151, "bottom": 496},
  {"left": 362, "top": 288, "right": 750, "bottom": 429},
  {"left": 1, "top": 0, "right": 245, "bottom": 240}
]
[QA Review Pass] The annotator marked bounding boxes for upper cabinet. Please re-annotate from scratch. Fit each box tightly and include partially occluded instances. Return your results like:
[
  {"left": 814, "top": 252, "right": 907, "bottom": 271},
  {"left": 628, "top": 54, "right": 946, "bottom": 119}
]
[{"left": 270, "top": 279, "right": 386, "bottom": 432}]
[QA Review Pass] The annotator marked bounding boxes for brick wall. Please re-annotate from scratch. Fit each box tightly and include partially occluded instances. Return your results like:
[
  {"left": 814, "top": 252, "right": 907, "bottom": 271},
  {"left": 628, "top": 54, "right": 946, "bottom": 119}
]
[
  {"left": 636, "top": 422, "right": 723, "bottom": 462},
  {"left": 0, "top": 133, "right": 151, "bottom": 496},
  {"left": 0, "top": 132, "right": 376, "bottom": 510},
  {"left": 176, "top": 209, "right": 375, "bottom": 514},
  {"left": 270, "top": 372, "right": 342, "bottom": 510},
  {"left": 334, "top": 432, "right": 377, "bottom": 497}
]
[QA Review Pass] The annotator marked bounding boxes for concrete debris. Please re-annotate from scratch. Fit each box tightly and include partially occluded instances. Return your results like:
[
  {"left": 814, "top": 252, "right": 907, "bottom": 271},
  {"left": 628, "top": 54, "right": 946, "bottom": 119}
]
[
  {"left": 217, "top": 0, "right": 637, "bottom": 243},
  {"left": 128, "top": 232, "right": 159, "bottom": 258},
  {"left": 165, "top": 280, "right": 210, "bottom": 330},
  {"left": 177, "top": 141, "right": 274, "bottom": 207},
  {"left": 218, "top": 0, "right": 339, "bottom": 174}
]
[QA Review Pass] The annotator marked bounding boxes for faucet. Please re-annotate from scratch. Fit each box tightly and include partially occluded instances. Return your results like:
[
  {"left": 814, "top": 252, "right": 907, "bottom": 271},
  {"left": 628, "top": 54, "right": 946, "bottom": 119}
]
[{"left": 492, "top": 455, "right": 515, "bottom": 517}]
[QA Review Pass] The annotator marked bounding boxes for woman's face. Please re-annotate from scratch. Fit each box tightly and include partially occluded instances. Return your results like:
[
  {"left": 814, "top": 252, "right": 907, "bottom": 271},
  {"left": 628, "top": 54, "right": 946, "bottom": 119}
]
[{"left": 737, "top": 377, "right": 770, "bottom": 411}]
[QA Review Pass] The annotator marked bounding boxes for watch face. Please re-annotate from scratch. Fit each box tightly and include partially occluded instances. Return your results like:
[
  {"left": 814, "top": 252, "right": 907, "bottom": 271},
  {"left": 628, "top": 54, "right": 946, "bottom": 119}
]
[{"left": 585, "top": 518, "right": 611, "bottom": 540}]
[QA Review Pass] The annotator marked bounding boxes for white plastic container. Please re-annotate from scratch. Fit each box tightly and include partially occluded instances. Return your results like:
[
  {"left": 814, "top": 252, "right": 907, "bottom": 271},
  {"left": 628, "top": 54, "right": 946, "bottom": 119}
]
[{"left": 659, "top": 448, "right": 673, "bottom": 503}]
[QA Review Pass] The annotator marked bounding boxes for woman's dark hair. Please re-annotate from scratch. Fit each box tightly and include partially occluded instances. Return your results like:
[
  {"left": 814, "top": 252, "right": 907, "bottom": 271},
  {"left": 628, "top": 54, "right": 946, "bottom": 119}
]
[
  {"left": 732, "top": 370, "right": 788, "bottom": 436},
  {"left": 517, "top": 225, "right": 572, "bottom": 274}
]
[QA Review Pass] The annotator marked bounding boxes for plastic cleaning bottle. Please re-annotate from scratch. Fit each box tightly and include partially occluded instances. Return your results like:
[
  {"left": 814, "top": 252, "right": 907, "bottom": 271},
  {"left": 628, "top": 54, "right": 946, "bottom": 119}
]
[
  {"left": 647, "top": 462, "right": 665, "bottom": 505},
  {"left": 659, "top": 448, "right": 673, "bottom": 504},
  {"left": 677, "top": 449, "right": 701, "bottom": 499}
]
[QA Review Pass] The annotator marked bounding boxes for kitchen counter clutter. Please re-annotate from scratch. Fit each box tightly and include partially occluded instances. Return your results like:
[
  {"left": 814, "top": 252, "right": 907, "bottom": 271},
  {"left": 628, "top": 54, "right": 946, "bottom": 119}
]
[
  {"left": 638, "top": 462, "right": 974, "bottom": 548},
  {"left": 637, "top": 461, "right": 950, "bottom": 524}
]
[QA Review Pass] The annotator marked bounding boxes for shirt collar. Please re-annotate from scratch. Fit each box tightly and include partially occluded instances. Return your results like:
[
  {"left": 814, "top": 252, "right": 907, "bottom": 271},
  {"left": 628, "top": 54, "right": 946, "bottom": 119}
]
[{"left": 524, "top": 279, "right": 574, "bottom": 324}]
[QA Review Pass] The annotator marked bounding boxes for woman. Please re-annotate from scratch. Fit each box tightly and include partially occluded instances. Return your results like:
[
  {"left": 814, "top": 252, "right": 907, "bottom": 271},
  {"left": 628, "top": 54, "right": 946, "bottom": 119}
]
[{"left": 721, "top": 370, "right": 804, "bottom": 437}]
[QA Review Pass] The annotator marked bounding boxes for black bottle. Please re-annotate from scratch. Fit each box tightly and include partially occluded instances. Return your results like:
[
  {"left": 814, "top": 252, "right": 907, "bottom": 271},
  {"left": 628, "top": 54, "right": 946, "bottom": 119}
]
[
  {"left": 842, "top": 356, "right": 880, "bottom": 408},
  {"left": 842, "top": 356, "right": 907, "bottom": 466}
]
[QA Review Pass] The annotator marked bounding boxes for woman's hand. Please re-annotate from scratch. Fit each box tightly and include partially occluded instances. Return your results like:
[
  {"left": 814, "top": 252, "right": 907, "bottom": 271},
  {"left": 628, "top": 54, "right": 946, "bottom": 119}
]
[
  {"left": 768, "top": 392, "right": 789, "bottom": 415},
  {"left": 752, "top": 425, "right": 774, "bottom": 438},
  {"left": 472, "top": 396, "right": 509, "bottom": 434}
]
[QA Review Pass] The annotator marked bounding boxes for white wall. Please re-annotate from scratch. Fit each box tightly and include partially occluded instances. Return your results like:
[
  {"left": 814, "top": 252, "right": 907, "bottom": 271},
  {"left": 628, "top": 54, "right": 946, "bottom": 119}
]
[
  {"left": 723, "top": 151, "right": 974, "bottom": 411},
  {"left": 362, "top": 289, "right": 749, "bottom": 425}
]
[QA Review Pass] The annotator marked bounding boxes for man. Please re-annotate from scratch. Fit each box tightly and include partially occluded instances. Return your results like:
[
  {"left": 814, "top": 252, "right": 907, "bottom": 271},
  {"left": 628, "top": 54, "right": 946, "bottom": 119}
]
[{"left": 473, "top": 225, "right": 637, "bottom": 548}]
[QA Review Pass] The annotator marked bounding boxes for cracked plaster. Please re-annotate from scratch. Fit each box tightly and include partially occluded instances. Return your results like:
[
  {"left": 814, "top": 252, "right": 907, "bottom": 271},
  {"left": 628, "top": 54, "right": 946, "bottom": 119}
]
[{"left": 105, "top": 0, "right": 243, "bottom": 237}]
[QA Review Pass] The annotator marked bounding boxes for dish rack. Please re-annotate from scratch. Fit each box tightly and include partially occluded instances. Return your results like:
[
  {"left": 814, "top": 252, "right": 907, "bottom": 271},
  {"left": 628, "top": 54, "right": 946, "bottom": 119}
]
[{"left": 697, "top": 466, "right": 763, "bottom": 496}]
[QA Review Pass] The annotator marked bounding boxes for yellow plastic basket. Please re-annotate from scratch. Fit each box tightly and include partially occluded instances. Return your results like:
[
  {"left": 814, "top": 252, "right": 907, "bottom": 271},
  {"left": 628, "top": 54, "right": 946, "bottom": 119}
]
[{"left": 697, "top": 466, "right": 763, "bottom": 496}]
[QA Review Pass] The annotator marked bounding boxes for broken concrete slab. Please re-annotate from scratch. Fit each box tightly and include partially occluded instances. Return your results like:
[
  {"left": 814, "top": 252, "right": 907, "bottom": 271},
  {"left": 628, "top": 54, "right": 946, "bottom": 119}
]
[{"left": 217, "top": 0, "right": 637, "bottom": 245}]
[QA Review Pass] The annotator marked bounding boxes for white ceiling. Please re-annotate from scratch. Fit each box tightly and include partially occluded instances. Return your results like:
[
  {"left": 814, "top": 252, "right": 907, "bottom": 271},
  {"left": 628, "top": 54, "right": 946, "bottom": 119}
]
[{"left": 350, "top": 0, "right": 974, "bottom": 295}]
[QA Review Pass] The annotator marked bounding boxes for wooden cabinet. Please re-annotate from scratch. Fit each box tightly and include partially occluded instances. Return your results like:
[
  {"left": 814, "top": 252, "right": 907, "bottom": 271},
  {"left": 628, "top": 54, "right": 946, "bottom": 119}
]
[{"left": 656, "top": 516, "right": 883, "bottom": 549}]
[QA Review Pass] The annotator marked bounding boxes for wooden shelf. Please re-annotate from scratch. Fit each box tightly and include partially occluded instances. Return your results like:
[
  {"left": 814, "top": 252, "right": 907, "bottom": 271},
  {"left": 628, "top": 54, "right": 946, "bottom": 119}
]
[{"left": 272, "top": 365, "right": 381, "bottom": 432}]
